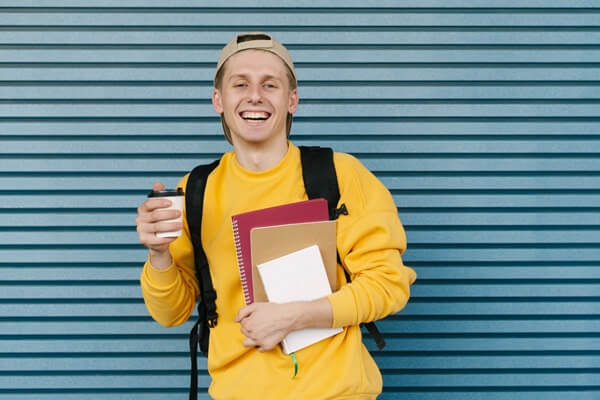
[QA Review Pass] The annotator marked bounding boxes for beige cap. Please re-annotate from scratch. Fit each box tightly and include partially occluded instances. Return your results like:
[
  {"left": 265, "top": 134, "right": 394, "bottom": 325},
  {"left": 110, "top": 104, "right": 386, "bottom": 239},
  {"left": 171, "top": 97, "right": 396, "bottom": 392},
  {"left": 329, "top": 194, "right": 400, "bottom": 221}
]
[{"left": 215, "top": 32, "right": 297, "bottom": 83}]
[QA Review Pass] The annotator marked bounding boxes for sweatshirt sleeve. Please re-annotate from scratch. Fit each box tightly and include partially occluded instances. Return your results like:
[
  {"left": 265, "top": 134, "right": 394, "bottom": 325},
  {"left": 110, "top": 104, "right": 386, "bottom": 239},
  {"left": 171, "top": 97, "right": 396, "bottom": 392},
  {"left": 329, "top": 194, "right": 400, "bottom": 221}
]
[
  {"left": 327, "top": 153, "right": 417, "bottom": 328},
  {"left": 139, "top": 174, "right": 200, "bottom": 327}
]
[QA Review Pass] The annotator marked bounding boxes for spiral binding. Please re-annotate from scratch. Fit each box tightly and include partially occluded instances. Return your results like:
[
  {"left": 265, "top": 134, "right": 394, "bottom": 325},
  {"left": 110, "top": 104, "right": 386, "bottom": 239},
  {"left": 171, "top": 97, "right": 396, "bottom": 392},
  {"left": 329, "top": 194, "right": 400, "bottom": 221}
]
[{"left": 232, "top": 218, "right": 252, "bottom": 305}]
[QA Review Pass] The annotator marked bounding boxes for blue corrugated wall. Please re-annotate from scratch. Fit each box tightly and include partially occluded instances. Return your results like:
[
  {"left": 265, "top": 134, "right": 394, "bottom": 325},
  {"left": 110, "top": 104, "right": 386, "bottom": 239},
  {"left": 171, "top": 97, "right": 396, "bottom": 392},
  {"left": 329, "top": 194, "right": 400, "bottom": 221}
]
[{"left": 1, "top": 1, "right": 599, "bottom": 399}]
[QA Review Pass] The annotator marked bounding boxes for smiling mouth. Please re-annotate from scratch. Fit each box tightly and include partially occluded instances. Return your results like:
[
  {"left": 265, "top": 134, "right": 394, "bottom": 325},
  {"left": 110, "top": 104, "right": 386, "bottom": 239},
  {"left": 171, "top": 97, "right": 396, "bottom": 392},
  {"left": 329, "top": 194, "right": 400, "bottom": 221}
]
[{"left": 240, "top": 111, "right": 271, "bottom": 122}]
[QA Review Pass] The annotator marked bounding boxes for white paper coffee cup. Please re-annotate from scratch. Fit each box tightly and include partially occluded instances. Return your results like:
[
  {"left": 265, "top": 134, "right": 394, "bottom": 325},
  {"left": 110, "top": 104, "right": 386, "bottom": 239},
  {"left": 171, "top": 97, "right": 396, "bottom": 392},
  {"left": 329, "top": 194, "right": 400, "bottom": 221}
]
[{"left": 147, "top": 188, "right": 184, "bottom": 238}]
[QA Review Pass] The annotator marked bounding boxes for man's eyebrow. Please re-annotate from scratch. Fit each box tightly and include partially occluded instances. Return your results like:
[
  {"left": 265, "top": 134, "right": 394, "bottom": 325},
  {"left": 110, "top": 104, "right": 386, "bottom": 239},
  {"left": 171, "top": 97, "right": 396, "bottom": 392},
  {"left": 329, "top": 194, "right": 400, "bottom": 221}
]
[
  {"left": 228, "top": 73, "right": 282, "bottom": 82},
  {"left": 261, "top": 74, "right": 282, "bottom": 81}
]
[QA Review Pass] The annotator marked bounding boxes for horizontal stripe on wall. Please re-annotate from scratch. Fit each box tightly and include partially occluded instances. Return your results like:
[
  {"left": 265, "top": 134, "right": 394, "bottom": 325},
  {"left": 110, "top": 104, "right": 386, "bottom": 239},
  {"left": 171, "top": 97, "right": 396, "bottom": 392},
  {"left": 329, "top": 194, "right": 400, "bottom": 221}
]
[
  {"left": 2, "top": 0, "right": 599, "bottom": 7},
  {"left": 1, "top": 12, "right": 600, "bottom": 26}
]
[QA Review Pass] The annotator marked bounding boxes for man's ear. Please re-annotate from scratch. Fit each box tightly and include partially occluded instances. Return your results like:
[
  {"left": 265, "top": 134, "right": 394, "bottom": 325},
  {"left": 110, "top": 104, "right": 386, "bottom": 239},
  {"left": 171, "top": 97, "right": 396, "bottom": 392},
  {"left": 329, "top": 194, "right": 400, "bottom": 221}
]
[
  {"left": 212, "top": 88, "right": 224, "bottom": 114},
  {"left": 288, "top": 88, "right": 299, "bottom": 114}
]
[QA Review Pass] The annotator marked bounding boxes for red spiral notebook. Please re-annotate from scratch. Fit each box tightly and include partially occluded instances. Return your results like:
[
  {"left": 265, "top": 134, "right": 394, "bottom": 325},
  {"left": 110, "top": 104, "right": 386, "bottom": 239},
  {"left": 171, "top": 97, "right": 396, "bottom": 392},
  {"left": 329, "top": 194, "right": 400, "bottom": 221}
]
[{"left": 231, "top": 198, "right": 329, "bottom": 305}]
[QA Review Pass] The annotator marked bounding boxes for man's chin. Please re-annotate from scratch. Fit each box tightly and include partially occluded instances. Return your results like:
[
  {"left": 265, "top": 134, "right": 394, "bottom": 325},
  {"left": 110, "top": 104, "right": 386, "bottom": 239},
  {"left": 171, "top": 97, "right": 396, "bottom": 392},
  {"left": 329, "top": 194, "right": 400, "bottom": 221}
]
[{"left": 231, "top": 129, "right": 287, "bottom": 147}]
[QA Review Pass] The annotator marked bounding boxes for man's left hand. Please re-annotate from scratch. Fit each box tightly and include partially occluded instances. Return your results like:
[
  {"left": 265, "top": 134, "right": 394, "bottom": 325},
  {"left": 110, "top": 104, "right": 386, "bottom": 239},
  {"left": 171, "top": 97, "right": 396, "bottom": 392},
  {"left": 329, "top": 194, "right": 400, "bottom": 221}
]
[{"left": 235, "top": 302, "right": 298, "bottom": 352}]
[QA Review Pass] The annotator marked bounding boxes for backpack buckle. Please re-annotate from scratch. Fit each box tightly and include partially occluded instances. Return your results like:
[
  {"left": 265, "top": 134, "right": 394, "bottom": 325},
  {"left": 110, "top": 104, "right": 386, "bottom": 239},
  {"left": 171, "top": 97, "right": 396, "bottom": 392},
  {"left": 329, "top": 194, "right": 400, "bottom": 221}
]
[
  {"left": 334, "top": 203, "right": 348, "bottom": 219},
  {"left": 207, "top": 316, "right": 218, "bottom": 328}
]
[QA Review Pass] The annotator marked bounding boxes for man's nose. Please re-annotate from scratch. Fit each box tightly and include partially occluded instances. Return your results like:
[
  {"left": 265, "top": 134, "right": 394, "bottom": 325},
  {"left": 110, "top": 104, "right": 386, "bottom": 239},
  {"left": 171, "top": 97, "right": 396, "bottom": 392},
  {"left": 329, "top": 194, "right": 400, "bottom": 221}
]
[{"left": 247, "top": 84, "right": 263, "bottom": 103}]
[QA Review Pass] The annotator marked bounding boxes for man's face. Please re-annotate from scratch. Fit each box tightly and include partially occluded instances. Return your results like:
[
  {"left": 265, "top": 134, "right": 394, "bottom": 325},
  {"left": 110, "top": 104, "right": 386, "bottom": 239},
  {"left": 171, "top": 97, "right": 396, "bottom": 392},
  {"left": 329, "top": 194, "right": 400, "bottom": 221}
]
[{"left": 212, "top": 50, "right": 298, "bottom": 147}]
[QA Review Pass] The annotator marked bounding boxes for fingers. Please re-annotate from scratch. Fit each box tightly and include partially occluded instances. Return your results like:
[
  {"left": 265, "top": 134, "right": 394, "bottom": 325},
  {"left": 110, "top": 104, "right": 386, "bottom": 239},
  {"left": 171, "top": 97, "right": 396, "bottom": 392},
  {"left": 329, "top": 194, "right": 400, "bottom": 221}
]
[
  {"left": 137, "top": 227, "right": 179, "bottom": 253},
  {"left": 242, "top": 335, "right": 275, "bottom": 352},
  {"left": 138, "top": 198, "right": 173, "bottom": 215},
  {"left": 137, "top": 208, "right": 181, "bottom": 226},
  {"left": 240, "top": 326, "right": 251, "bottom": 340},
  {"left": 137, "top": 220, "right": 182, "bottom": 240},
  {"left": 240, "top": 323, "right": 252, "bottom": 337},
  {"left": 136, "top": 210, "right": 182, "bottom": 235},
  {"left": 235, "top": 304, "right": 255, "bottom": 323},
  {"left": 242, "top": 337, "right": 269, "bottom": 352},
  {"left": 153, "top": 182, "right": 166, "bottom": 192},
  {"left": 139, "top": 222, "right": 182, "bottom": 238}
]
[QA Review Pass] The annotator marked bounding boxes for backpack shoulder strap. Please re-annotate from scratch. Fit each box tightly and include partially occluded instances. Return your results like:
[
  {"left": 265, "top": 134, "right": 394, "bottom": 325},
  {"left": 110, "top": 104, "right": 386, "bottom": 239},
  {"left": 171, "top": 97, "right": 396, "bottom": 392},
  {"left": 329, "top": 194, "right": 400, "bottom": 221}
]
[
  {"left": 186, "top": 159, "right": 221, "bottom": 329},
  {"left": 185, "top": 159, "right": 220, "bottom": 400},
  {"left": 298, "top": 146, "right": 342, "bottom": 220},
  {"left": 298, "top": 145, "right": 386, "bottom": 351}
]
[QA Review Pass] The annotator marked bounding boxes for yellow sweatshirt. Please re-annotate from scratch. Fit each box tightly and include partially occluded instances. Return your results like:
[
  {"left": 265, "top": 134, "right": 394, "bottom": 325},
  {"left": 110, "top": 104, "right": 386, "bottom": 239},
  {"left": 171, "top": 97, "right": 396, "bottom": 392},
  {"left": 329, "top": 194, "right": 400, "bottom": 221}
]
[{"left": 140, "top": 143, "right": 417, "bottom": 399}]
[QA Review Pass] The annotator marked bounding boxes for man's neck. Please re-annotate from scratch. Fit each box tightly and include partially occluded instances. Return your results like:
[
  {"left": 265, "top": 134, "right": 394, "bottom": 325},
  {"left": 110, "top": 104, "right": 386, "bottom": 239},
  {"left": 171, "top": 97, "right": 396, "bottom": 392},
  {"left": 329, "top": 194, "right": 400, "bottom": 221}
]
[{"left": 232, "top": 137, "right": 289, "bottom": 172}]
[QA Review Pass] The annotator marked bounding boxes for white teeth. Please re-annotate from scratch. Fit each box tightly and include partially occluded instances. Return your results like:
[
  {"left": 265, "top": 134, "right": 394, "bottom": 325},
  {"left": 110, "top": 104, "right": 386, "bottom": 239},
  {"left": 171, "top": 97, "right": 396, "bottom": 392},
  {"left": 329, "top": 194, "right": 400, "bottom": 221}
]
[{"left": 241, "top": 112, "right": 270, "bottom": 119}]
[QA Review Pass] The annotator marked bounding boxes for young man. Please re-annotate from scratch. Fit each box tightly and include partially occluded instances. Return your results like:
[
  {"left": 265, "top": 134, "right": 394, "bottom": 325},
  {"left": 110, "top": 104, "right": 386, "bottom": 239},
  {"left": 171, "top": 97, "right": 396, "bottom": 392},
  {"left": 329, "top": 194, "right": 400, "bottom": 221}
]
[{"left": 137, "top": 32, "right": 417, "bottom": 399}]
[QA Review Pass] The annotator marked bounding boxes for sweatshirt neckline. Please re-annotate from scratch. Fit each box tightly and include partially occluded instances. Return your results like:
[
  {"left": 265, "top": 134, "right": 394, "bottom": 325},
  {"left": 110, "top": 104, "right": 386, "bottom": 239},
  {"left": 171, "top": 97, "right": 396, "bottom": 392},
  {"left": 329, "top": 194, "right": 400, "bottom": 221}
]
[{"left": 230, "top": 142, "right": 299, "bottom": 181}]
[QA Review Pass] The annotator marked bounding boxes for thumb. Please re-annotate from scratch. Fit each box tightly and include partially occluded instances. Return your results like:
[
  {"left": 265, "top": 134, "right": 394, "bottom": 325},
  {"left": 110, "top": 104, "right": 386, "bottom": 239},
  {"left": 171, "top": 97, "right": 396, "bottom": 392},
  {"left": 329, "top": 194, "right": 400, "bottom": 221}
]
[{"left": 153, "top": 182, "right": 166, "bottom": 191}]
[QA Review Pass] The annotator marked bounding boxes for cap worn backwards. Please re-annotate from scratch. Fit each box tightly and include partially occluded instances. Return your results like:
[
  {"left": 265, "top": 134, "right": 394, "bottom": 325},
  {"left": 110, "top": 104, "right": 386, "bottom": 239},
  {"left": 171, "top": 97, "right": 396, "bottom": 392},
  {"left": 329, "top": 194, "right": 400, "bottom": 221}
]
[{"left": 215, "top": 32, "right": 297, "bottom": 84}]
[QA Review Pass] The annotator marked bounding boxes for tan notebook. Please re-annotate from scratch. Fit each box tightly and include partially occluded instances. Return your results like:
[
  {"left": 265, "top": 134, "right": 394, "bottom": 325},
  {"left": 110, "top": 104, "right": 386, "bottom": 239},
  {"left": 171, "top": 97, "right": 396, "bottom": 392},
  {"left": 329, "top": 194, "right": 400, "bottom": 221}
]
[{"left": 250, "top": 220, "right": 338, "bottom": 303}]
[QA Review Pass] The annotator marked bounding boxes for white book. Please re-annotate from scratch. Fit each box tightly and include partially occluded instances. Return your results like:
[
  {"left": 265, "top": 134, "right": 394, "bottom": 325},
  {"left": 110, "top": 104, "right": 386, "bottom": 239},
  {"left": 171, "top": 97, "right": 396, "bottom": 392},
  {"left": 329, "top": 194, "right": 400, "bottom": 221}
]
[{"left": 256, "top": 244, "right": 343, "bottom": 354}]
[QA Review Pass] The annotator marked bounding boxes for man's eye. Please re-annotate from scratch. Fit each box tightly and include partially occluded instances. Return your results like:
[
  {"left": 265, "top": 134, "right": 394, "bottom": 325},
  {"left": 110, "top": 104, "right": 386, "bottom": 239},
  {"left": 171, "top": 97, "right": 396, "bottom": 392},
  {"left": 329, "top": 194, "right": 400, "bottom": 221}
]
[
  {"left": 234, "top": 83, "right": 247, "bottom": 88},
  {"left": 264, "top": 83, "right": 276, "bottom": 89}
]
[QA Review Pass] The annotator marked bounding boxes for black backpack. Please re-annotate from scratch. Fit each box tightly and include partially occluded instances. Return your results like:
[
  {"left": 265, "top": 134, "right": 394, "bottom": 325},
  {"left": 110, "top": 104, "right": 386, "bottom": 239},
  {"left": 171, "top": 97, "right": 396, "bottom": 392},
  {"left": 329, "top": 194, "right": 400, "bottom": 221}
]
[{"left": 184, "top": 146, "right": 385, "bottom": 400}]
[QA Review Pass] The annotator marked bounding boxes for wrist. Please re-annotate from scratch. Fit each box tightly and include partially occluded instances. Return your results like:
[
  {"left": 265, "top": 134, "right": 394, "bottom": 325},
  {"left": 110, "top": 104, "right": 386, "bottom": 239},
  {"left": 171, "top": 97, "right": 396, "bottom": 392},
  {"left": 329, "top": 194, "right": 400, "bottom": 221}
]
[
  {"left": 149, "top": 249, "right": 172, "bottom": 270},
  {"left": 289, "top": 298, "right": 333, "bottom": 331},
  {"left": 289, "top": 302, "right": 308, "bottom": 331}
]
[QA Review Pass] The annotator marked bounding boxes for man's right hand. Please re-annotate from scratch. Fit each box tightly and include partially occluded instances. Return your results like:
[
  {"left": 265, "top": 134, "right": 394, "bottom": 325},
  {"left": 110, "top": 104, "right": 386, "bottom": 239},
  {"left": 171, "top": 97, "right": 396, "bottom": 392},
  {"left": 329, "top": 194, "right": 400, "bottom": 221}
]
[{"left": 136, "top": 182, "right": 182, "bottom": 270}]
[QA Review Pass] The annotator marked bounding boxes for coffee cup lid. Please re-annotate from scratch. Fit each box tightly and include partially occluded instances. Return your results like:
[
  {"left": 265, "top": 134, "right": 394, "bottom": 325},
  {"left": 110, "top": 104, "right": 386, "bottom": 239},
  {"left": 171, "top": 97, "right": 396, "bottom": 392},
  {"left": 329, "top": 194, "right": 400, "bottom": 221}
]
[{"left": 147, "top": 187, "right": 184, "bottom": 198}]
